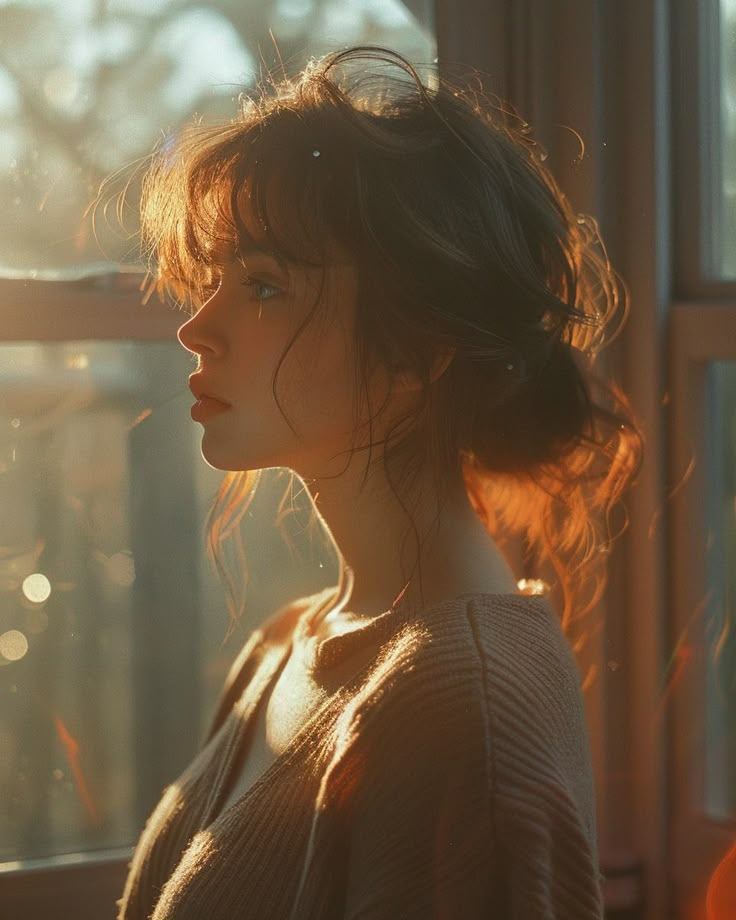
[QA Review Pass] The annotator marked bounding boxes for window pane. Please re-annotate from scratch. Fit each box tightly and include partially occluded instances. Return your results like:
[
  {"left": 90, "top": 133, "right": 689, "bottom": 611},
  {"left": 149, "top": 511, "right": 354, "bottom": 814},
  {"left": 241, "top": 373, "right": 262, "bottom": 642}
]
[
  {"left": 0, "top": 0, "right": 435, "bottom": 280},
  {"left": 718, "top": 0, "right": 736, "bottom": 277},
  {"left": 0, "top": 341, "right": 336, "bottom": 864},
  {"left": 703, "top": 360, "right": 736, "bottom": 821}
]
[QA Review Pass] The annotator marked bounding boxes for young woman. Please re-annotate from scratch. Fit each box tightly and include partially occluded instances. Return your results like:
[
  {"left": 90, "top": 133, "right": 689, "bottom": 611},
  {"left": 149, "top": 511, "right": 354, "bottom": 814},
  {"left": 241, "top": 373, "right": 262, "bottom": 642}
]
[{"left": 116, "top": 45, "right": 643, "bottom": 919}]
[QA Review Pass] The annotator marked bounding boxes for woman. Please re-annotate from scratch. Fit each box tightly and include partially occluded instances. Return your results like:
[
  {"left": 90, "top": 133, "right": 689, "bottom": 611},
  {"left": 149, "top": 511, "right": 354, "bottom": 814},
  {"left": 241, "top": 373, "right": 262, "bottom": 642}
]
[{"left": 116, "top": 45, "right": 643, "bottom": 918}]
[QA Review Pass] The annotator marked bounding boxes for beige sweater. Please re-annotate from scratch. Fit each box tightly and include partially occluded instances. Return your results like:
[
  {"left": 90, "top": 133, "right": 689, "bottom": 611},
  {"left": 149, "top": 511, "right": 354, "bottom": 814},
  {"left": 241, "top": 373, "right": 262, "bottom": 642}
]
[{"left": 117, "top": 591, "right": 605, "bottom": 918}]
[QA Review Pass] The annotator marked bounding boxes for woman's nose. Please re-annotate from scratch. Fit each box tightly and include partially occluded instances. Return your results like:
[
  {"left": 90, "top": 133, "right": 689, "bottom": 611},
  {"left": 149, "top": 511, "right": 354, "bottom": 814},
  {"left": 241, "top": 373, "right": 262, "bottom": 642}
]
[
  {"left": 177, "top": 310, "right": 222, "bottom": 357},
  {"left": 177, "top": 315, "right": 199, "bottom": 353}
]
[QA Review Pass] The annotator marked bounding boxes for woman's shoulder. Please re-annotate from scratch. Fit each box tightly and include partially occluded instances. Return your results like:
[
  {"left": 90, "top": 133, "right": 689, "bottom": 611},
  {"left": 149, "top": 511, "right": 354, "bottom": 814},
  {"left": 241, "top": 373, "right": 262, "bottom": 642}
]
[
  {"left": 321, "top": 591, "right": 569, "bottom": 695},
  {"left": 401, "top": 590, "right": 570, "bottom": 678},
  {"left": 341, "top": 591, "right": 588, "bottom": 766},
  {"left": 418, "top": 592, "right": 588, "bottom": 737},
  {"left": 332, "top": 594, "right": 543, "bottom": 709}
]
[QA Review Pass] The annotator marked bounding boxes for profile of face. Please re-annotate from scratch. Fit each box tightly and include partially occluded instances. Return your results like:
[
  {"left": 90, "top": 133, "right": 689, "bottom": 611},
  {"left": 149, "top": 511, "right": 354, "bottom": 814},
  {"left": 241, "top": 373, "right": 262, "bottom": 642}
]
[{"left": 177, "top": 202, "right": 398, "bottom": 481}]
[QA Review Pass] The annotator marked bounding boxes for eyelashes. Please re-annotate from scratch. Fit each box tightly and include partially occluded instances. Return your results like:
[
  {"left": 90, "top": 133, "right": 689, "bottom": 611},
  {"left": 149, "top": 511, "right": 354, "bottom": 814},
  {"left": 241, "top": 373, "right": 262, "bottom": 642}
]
[
  {"left": 238, "top": 276, "right": 282, "bottom": 301},
  {"left": 196, "top": 274, "right": 283, "bottom": 305}
]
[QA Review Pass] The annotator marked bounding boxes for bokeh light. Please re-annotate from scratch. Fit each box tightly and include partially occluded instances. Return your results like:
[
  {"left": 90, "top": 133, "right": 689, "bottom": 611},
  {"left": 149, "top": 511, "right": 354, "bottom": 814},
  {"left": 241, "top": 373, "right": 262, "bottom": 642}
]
[
  {"left": 0, "top": 630, "right": 29, "bottom": 662},
  {"left": 22, "top": 573, "right": 52, "bottom": 604}
]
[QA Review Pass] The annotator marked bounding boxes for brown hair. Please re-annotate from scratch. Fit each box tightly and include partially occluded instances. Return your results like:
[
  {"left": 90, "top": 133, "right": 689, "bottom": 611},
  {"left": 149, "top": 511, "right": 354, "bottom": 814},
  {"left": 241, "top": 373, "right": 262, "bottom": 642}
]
[{"left": 136, "top": 45, "right": 644, "bottom": 645}]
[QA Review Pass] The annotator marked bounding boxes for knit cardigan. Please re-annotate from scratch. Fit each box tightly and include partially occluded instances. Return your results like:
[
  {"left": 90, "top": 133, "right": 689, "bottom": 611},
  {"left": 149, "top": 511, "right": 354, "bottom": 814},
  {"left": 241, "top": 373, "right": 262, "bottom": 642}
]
[{"left": 116, "top": 590, "right": 605, "bottom": 919}]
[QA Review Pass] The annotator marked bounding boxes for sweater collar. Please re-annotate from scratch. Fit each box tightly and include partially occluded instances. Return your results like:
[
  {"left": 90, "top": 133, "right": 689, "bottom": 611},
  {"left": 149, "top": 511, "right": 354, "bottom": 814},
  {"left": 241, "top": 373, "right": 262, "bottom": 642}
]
[
  {"left": 293, "top": 586, "right": 419, "bottom": 672},
  {"left": 293, "top": 589, "right": 537, "bottom": 672}
]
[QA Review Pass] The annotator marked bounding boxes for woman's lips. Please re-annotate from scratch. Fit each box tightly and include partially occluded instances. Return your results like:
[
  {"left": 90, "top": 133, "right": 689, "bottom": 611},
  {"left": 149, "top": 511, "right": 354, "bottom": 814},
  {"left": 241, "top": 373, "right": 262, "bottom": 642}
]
[
  {"left": 191, "top": 395, "right": 232, "bottom": 421},
  {"left": 188, "top": 374, "right": 231, "bottom": 406}
]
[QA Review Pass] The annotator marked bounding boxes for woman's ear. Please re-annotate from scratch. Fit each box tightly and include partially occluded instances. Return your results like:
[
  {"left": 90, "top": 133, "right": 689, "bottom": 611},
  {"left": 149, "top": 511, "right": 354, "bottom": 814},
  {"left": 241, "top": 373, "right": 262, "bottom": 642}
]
[{"left": 429, "top": 345, "right": 456, "bottom": 385}]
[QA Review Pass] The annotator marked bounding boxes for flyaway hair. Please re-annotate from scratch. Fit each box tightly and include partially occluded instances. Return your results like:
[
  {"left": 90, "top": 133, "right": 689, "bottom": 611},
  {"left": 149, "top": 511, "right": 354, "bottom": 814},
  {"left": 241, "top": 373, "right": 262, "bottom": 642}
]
[{"left": 131, "top": 45, "right": 644, "bottom": 658}]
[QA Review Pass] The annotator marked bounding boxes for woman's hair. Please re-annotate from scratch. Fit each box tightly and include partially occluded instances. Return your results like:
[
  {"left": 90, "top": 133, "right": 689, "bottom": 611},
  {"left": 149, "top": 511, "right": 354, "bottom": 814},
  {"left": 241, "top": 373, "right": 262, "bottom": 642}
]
[{"left": 136, "top": 45, "right": 644, "bottom": 648}]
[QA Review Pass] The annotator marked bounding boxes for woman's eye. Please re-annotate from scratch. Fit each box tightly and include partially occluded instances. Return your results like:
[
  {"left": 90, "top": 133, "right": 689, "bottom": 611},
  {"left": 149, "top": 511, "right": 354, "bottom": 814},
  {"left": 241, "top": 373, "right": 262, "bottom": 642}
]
[
  {"left": 239, "top": 277, "right": 281, "bottom": 301},
  {"left": 191, "top": 272, "right": 282, "bottom": 310}
]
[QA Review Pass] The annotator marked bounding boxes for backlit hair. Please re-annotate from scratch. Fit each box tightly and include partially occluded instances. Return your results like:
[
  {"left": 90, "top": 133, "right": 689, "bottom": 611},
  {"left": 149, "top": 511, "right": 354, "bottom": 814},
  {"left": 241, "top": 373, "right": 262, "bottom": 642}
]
[{"left": 133, "top": 46, "right": 644, "bottom": 651}]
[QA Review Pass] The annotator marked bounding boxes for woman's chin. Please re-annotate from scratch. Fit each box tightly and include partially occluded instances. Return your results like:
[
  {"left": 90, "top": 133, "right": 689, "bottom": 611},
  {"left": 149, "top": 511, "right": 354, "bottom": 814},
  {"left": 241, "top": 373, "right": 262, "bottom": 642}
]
[
  {"left": 196, "top": 439, "right": 242, "bottom": 472},
  {"left": 197, "top": 439, "right": 275, "bottom": 474}
]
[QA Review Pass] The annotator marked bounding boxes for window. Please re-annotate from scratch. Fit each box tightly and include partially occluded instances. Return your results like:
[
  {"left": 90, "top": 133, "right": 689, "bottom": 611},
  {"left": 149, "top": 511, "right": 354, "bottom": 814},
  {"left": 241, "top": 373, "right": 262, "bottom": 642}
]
[
  {"left": 670, "top": 1, "right": 736, "bottom": 916},
  {"left": 0, "top": 0, "right": 434, "bottom": 277},
  {"left": 0, "top": 2, "right": 436, "bottom": 915}
]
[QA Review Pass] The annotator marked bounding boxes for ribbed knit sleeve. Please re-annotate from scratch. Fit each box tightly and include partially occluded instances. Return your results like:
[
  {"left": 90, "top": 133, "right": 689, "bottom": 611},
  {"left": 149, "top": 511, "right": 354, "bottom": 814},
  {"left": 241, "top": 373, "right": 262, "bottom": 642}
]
[
  {"left": 475, "top": 597, "right": 605, "bottom": 918},
  {"left": 331, "top": 598, "right": 604, "bottom": 919}
]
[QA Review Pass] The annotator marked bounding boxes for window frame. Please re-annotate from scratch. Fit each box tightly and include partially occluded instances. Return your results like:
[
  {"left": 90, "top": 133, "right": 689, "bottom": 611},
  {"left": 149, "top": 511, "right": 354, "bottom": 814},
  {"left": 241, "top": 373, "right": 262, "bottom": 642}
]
[
  {"left": 669, "top": 0, "right": 736, "bottom": 910},
  {"left": 0, "top": 849, "right": 131, "bottom": 920},
  {"left": 0, "top": 275, "right": 178, "bottom": 342},
  {"left": 668, "top": 303, "right": 736, "bottom": 914}
]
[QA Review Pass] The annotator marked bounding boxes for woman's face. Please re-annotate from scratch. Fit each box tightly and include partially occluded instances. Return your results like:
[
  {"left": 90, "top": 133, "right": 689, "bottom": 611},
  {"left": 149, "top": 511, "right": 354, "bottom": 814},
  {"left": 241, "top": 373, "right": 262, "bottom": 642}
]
[{"left": 177, "top": 222, "right": 387, "bottom": 478}]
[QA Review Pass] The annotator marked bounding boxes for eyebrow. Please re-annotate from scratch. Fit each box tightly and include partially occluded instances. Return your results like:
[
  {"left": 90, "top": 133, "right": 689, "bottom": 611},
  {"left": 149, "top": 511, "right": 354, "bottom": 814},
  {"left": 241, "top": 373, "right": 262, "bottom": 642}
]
[
  {"left": 206, "top": 243, "right": 290, "bottom": 277},
  {"left": 238, "top": 246, "right": 289, "bottom": 272}
]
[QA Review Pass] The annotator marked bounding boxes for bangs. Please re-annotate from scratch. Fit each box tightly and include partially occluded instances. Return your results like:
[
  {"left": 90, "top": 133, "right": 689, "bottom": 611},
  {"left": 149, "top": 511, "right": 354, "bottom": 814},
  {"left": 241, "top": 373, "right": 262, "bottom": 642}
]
[{"left": 139, "top": 110, "right": 342, "bottom": 309}]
